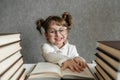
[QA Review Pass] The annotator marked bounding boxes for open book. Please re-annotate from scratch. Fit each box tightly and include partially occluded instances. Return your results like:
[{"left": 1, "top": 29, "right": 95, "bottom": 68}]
[{"left": 28, "top": 62, "right": 95, "bottom": 80}]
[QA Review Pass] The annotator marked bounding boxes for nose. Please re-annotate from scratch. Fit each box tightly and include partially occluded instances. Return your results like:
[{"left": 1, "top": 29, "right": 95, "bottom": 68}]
[{"left": 55, "top": 31, "right": 61, "bottom": 37}]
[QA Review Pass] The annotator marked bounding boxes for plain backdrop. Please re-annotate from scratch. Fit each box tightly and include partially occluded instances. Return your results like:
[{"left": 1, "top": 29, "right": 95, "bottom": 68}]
[{"left": 0, "top": 0, "right": 120, "bottom": 63}]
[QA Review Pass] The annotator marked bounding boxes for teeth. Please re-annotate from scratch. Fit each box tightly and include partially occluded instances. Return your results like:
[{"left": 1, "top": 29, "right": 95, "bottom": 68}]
[{"left": 56, "top": 38, "right": 62, "bottom": 41}]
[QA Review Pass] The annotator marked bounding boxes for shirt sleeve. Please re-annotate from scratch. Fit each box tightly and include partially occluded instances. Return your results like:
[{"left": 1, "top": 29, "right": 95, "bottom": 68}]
[
  {"left": 69, "top": 45, "right": 86, "bottom": 62},
  {"left": 41, "top": 43, "right": 70, "bottom": 66},
  {"left": 68, "top": 45, "right": 79, "bottom": 57}
]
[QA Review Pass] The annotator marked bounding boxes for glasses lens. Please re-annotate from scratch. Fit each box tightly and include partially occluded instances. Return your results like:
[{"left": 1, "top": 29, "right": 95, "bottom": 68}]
[{"left": 59, "top": 29, "right": 67, "bottom": 34}]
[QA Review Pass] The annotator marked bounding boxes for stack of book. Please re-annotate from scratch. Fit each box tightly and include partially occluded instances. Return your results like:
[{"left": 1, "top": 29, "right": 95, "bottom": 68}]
[
  {"left": 0, "top": 33, "right": 26, "bottom": 80},
  {"left": 95, "top": 41, "right": 120, "bottom": 80}
]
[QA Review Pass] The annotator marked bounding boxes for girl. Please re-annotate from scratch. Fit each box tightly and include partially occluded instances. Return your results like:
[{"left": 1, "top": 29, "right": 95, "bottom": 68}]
[{"left": 36, "top": 12, "right": 87, "bottom": 72}]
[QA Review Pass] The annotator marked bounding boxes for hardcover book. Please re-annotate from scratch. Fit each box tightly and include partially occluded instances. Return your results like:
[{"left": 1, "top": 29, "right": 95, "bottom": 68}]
[
  {"left": 97, "top": 41, "right": 120, "bottom": 61},
  {"left": 95, "top": 64, "right": 112, "bottom": 80},
  {"left": 0, "top": 58, "right": 23, "bottom": 80},
  {"left": 10, "top": 66, "right": 25, "bottom": 80},
  {"left": 0, "top": 51, "right": 22, "bottom": 75},
  {"left": 95, "top": 57, "right": 120, "bottom": 80},
  {"left": 95, "top": 69, "right": 104, "bottom": 80},
  {"left": 96, "top": 50, "right": 120, "bottom": 71},
  {"left": 0, "top": 42, "right": 22, "bottom": 62},
  {"left": 0, "top": 33, "right": 21, "bottom": 46}
]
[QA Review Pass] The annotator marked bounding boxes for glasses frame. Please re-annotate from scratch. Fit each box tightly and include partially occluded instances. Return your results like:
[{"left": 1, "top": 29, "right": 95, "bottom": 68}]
[{"left": 47, "top": 28, "right": 68, "bottom": 35}]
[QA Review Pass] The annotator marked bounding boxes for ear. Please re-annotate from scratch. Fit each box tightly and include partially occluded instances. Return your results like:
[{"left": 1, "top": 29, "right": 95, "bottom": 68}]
[
  {"left": 44, "top": 32, "right": 49, "bottom": 39},
  {"left": 44, "top": 32, "right": 49, "bottom": 42}
]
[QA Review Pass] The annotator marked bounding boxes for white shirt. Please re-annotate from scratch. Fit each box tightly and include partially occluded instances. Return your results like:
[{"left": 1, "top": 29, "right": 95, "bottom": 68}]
[{"left": 41, "top": 42, "right": 83, "bottom": 66}]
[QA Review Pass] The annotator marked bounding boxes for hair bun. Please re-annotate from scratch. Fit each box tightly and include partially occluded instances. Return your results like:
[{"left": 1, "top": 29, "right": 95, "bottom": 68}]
[
  {"left": 62, "top": 12, "right": 73, "bottom": 27},
  {"left": 36, "top": 19, "right": 44, "bottom": 34}
]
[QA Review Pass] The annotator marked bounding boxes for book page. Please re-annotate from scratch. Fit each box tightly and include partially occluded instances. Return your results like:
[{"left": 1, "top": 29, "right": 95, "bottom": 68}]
[
  {"left": 62, "top": 67, "right": 94, "bottom": 79},
  {"left": 30, "top": 62, "right": 61, "bottom": 77}
]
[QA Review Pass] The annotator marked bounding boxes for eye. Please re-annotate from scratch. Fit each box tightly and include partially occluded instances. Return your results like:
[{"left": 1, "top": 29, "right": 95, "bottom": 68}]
[
  {"left": 59, "top": 29, "right": 64, "bottom": 32},
  {"left": 49, "top": 30, "right": 55, "bottom": 33}
]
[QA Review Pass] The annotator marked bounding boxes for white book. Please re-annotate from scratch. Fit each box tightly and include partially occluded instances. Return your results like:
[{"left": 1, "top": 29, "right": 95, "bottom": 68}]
[
  {"left": 10, "top": 66, "right": 24, "bottom": 80},
  {"left": 0, "top": 42, "right": 22, "bottom": 62},
  {"left": 0, "top": 51, "right": 22, "bottom": 75},
  {"left": 18, "top": 69, "right": 26, "bottom": 80},
  {"left": 0, "top": 58, "right": 23, "bottom": 80},
  {"left": 28, "top": 62, "right": 95, "bottom": 80},
  {"left": 0, "top": 33, "right": 20, "bottom": 46}
]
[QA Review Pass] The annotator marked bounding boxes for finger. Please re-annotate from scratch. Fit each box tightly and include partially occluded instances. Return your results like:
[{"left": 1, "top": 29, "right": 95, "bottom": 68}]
[
  {"left": 84, "top": 62, "right": 88, "bottom": 68},
  {"left": 74, "top": 59, "right": 78, "bottom": 64},
  {"left": 72, "top": 60, "right": 83, "bottom": 72},
  {"left": 61, "top": 64, "right": 67, "bottom": 71},
  {"left": 80, "top": 61, "right": 86, "bottom": 68},
  {"left": 78, "top": 62, "right": 86, "bottom": 71},
  {"left": 80, "top": 61, "right": 85, "bottom": 68},
  {"left": 69, "top": 66, "right": 75, "bottom": 72},
  {"left": 82, "top": 62, "right": 87, "bottom": 68},
  {"left": 74, "top": 65, "right": 82, "bottom": 72}
]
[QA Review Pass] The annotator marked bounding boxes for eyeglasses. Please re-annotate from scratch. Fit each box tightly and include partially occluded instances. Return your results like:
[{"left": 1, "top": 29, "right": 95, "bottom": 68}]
[{"left": 47, "top": 28, "right": 67, "bottom": 35}]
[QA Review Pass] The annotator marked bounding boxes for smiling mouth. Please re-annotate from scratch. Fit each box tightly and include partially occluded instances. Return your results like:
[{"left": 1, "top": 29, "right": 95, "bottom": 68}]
[{"left": 55, "top": 38, "right": 63, "bottom": 42}]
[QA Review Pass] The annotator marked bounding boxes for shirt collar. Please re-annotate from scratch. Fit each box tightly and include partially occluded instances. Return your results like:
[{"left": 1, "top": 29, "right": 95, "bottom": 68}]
[{"left": 52, "top": 41, "right": 69, "bottom": 50}]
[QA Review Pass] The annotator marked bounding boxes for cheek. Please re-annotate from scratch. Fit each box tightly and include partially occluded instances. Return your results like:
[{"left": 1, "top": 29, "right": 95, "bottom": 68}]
[
  {"left": 63, "top": 34, "right": 68, "bottom": 39},
  {"left": 46, "top": 34, "right": 55, "bottom": 40}
]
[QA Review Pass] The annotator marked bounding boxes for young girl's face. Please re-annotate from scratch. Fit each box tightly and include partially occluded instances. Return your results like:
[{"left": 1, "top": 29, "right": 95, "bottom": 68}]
[{"left": 45, "top": 24, "right": 68, "bottom": 48}]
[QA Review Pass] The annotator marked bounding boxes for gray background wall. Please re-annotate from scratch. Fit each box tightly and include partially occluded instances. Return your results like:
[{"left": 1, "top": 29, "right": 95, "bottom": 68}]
[{"left": 0, "top": 0, "right": 120, "bottom": 63}]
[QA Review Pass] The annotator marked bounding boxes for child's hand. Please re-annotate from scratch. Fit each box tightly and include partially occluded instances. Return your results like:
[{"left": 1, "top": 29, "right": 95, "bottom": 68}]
[
  {"left": 61, "top": 59, "right": 84, "bottom": 72},
  {"left": 73, "top": 57, "right": 87, "bottom": 69}
]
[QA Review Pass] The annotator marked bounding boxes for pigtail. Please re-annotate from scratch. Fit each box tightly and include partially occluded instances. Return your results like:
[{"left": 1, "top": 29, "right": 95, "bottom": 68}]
[
  {"left": 62, "top": 12, "right": 73, "bottom": 29},
  {"left": 36, "top": 19, "right": 44, "bottom": 34}
]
